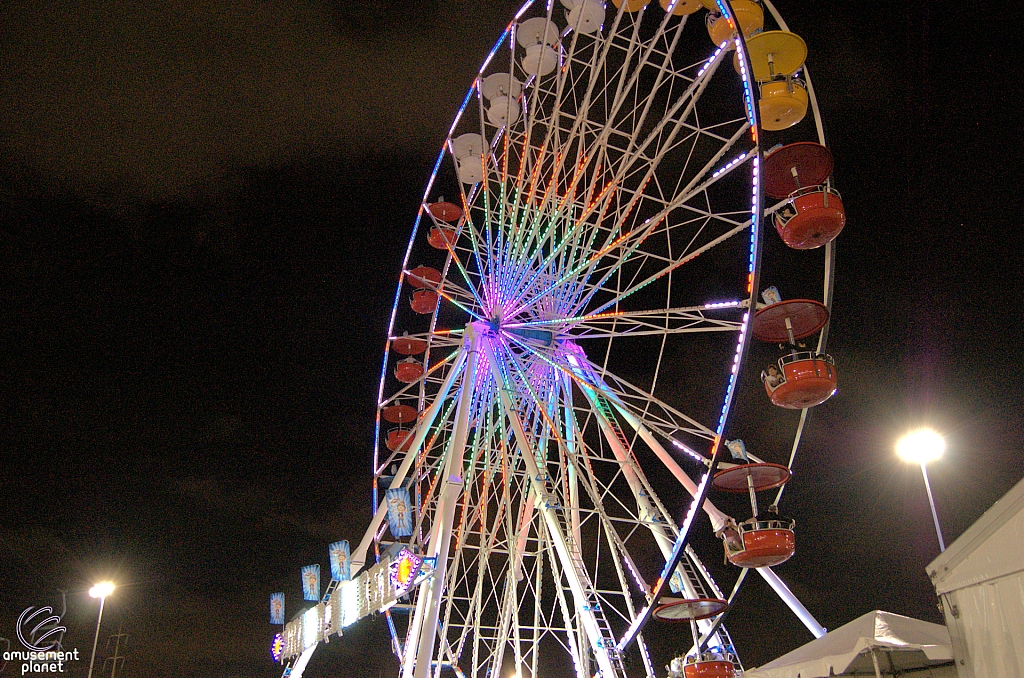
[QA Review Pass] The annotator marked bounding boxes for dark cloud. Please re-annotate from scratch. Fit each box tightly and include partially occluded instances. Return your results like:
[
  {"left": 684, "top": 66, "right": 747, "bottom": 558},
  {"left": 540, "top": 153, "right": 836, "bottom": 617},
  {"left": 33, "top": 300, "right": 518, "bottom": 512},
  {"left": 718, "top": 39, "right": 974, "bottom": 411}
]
[{"left": 0, "top": 1, "right": 517, "bottom": 200}]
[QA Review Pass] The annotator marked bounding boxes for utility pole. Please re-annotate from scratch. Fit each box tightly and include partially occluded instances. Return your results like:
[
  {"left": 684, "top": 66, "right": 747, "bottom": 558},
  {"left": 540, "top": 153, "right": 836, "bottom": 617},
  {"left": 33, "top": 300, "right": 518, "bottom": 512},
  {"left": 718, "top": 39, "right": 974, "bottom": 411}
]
[{"left": 103, "top": 624, "right": 128, "bottom": 678}]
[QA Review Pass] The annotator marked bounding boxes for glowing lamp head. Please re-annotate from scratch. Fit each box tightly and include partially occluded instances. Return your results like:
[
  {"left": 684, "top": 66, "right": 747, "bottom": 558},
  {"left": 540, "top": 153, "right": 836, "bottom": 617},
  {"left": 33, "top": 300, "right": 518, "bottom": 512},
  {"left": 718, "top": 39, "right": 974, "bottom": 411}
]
[
  {"left": 89, "top": 581, "right": 115, "bottom": 599},
  {"left": 896, "top": 428, "right": 945, "bottom": 464}
]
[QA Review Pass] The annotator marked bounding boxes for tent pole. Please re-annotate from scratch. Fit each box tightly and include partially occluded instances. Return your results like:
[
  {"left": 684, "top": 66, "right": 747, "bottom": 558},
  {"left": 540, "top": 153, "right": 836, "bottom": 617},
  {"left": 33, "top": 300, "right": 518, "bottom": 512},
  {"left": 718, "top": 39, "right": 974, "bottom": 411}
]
[{"left": 870, "top": 648, "right": 883, "bottom": 678}]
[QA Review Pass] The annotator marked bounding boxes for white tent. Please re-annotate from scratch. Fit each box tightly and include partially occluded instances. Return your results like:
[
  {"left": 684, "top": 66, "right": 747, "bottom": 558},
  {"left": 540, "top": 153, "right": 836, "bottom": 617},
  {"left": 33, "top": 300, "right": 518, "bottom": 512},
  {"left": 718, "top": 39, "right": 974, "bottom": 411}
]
[
  {"left": 927, "top": 475, "right": 1024, "bottom": 678},
  {"left": 745, "top": 610, "right": 954, "bottom": 678}
]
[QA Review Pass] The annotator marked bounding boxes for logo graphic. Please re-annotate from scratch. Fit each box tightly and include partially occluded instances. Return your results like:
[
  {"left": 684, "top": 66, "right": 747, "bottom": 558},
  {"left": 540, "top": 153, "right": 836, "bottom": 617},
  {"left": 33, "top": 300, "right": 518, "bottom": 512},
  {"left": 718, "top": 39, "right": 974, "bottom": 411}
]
[
  {"left": 270, "top": 632, "right": 284, "bottom": 662},
  {"left": 16, "top": 607, "right": 66, "bottom": 652},
  {"left": 389, "top": 548, "right": 423, "bottom": 595}
]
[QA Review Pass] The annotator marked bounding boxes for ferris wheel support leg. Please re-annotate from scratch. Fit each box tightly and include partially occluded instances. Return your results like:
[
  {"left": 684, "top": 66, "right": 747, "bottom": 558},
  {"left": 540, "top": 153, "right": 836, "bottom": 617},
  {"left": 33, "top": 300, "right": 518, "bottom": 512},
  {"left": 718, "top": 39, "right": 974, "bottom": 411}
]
[
  {"left": 583, "top": 390, "right": 721, "bottom": 651},
  {"left": 282, "top": 645, "right": 317, "bottom": 678},
  {"left": 583, "top": 390, "right": 693, "bottom": 578},
  {"left": 600, "top": 393, "right": 732, "bottom": 533},
  {"left": 354, "top": 349, "right": 469, "bottom": 573},
  {"left": 483, "top": 340, "right": 623, "bottom": 678},
  {"left": 755, "top": 567, "right": 826, "bottom": 638},
  {"left": 512, "top": 488, "right": 537, "bottom": 582},
  {"left": 408, "top": 329, "right": 481, "bottom": 678}
]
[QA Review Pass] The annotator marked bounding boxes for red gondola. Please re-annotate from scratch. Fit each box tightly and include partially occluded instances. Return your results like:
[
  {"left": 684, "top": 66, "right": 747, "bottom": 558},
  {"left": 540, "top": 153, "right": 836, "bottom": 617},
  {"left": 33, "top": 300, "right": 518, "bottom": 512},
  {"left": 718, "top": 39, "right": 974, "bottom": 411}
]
[
  {"left": 427, "top": 226, "right": 456, "bottom": 250},
  {"left": 723, "top": 517, "right": 796, "bottom": 568},
  {"left": 385, "top": 428, "right": 413, "bottom": 453},
  {"left": 392, "top": 334, "right": 427, "bottom": 356},
  {"left": 752, "top": 298, "right": 829, "bottom": 344},
  {"left": 382, "top": 404, "right": 418, "bottom": 424},
  {"left": 408, "top": 266, "right": 442, "bottom": 289},
  {"left": 395, "top": 358, "right": 425, "bottom": 384},
  {"left": 762, "top": 351, "right": 837, "bottom": 409},
  {"left": 427, "top": 201, "right": 462, "bottom": 223},
  {"left": 774, "top": 186, "right": 845, "bottom": 250},
  {"left": 713, "top": 463, "right": 791, "bottom": 493},
  {"left": 763, "top": 142, "right": 833, "bottom": 199},
  {"left": 683, "top": 660, "right": 737, "bottom": 678},
  {"left": 411, "top": 290, "right": 440, "bottom": 314}
]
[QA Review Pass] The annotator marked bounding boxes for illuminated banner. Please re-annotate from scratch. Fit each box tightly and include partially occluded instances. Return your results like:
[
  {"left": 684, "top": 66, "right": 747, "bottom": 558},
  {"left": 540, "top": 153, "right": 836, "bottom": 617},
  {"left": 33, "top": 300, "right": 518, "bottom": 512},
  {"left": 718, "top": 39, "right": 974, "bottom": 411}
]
[
  {"left": 385, "top": 488, "right": 413, "bottom": 537},
  {"left": 270, "top": 592, "right": 285, "bottom": 625},
  {"left": 328, "top": 540, "right": 351, "bottom": 582},
  {"left": 301, "top": 565, "right": 320, "bottom": 601},
  {"left": 725, "top": 439, "right": 749, "bottom": 461}
]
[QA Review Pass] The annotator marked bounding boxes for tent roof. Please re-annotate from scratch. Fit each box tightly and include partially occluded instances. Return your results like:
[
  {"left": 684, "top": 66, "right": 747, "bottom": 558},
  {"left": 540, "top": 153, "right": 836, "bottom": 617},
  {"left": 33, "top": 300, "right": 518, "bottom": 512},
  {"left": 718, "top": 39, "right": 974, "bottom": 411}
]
[
  {"left": 927, "top": 474, "right": 1024, "bottom": 595},
  {"left": 745, "top": 610, "right": 952, "bottom": 678}
]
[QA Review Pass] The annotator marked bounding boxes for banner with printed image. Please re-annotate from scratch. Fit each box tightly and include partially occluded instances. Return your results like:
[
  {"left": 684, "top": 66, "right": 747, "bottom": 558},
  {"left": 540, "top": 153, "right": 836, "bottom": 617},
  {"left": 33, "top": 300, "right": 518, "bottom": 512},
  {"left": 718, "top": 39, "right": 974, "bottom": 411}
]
[
  {"left": 301, "top": 564, "right": 320, "bottom": 601},
  {"left": 270, "top": 592, "right": 285, "bottom": 624},
  {"left": 328, "top": 540, "right": 351, "bottom": 582},
  {"left": 385, "top": 487, "right": 413, "bottom": 537}
]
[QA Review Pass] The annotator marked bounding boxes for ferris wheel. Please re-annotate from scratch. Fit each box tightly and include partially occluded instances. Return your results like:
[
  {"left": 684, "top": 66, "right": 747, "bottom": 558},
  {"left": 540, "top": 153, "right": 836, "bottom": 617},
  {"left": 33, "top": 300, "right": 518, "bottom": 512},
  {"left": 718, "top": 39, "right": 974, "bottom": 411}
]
[{"left": 292, "top": 1, "right": 845, "bottom": 677}]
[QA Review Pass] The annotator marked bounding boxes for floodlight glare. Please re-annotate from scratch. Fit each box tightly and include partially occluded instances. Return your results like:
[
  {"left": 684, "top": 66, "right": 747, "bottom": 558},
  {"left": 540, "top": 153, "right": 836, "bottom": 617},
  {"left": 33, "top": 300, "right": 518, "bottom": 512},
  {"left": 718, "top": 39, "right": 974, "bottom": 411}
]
[
  {"left": 896, "top": 428, "right": 945, "bottom": 464},
  {"left": 87, "top": 581, "right": 116, "bottom": 678},
  {"left": 89, "top": 582, "right": 115, "bottom": 599}
]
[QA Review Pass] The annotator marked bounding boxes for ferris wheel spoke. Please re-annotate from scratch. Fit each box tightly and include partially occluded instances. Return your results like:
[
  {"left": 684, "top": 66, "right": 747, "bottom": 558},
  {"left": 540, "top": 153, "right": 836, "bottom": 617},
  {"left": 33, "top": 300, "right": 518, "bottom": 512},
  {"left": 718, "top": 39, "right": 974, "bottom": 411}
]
[
  {"left": 557, "top": 45, "right": 730, "bottom": 265},
  {"left": 564, "top": 304, "right": 745, "bottom": 340},
  {"left": 502, "top": 111, "right": 751, "bottom": 319},
  {"left": 578, "top": 383, "right": 738, "bottom": 619},
  {"left": 514, "top": 14, "right": 687, "bottom": 257},
  {"left": 484, "top": 338, "right": 631, "bottom": 678},
  {"left": 498, "top": 302, "right": 741, "bottom": 334},
  {"left": 492, "top": 26, "right": 744, "bottom": 322},
  {"left": 506, "top": 340, "right": 701, "bottom": 615},
  {"left": 576, "top": 216, "right": 752, "bottom": 320},
  {"left": 507, "top": 194, "right": 748, "bottom": 324},
  {"left": 563, "top": 177, "right": 754, "bottom": 320},
  {"left": 581, "top": 356, "right": 718, "bottom": 445},
  {"left": 549, "top": 371, "right": 666, "bottom": 636},
  {"left": 501, "top": 334, "right": 715, "bottom": 450}
]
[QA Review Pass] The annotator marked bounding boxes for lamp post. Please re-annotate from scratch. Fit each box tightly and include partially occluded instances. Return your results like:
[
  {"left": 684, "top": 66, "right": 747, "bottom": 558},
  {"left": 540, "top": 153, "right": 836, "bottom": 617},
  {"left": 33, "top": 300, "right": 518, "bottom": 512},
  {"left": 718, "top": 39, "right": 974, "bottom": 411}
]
[
  {"left": 896, "top": 428, "right": 946, "bottom": 552},
  {"left": 87, "top": 582, "right": 115, "bottom": 678}
]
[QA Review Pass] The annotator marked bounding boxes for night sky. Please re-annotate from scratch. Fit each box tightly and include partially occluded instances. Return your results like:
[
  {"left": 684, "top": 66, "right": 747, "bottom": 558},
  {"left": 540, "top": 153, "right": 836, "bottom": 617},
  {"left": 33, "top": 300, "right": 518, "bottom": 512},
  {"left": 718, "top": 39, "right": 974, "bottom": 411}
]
[{"left": 2, "top": 2, "right": 1023, "bottom": 677}]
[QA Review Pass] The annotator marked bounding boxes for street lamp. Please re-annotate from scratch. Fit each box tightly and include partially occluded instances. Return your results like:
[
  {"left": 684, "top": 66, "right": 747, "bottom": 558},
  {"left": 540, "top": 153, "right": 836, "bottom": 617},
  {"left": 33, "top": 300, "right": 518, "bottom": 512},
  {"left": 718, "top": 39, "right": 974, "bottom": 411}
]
[
  {"left": 87, "top": 582, "right": 115, "bottom": 678},
  {"left": 896, "top": 428, "right": 946, "bottom": 552}
]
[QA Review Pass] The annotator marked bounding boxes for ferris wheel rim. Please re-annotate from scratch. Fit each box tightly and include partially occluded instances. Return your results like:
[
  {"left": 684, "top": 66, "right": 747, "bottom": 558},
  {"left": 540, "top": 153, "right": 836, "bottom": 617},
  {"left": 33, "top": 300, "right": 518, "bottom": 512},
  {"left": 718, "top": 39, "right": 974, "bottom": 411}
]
[{"left": 366, "top": 1, "right": 836, "bottom": 676}]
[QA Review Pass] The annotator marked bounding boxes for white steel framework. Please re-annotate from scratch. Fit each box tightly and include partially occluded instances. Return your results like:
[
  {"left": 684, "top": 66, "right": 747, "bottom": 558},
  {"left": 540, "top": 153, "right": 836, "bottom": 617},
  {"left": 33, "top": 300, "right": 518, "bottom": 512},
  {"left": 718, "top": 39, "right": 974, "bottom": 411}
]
[{"left": 282, "top": 1, "right": 838, "bottom": 677}]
